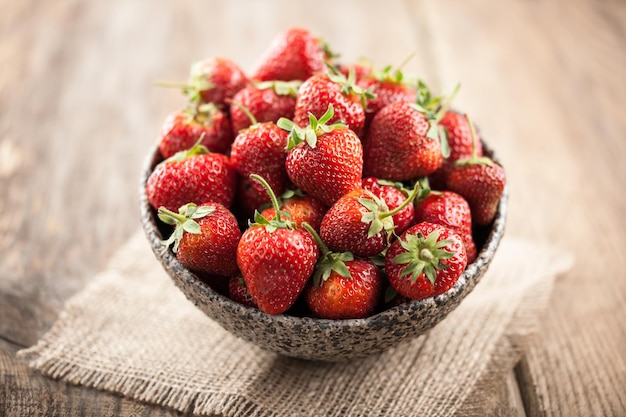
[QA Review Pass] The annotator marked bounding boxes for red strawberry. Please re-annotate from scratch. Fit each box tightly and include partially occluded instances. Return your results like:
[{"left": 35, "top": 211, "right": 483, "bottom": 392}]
[
  {"left": 293, "top": 69, "right": 374, "bottom": 134},
  {"left": 362, "top": 177, "right": 418, "bottom": 235},
  {"left": 385, "top": 222, "right": 467, "bottom": 300},
  {"left": 260, "top": 190, "right": 327, "bottom": 232},
  {"left": 319, "top": 182, "right": 421, "bottom": 257},
  {"left": 158, "top": 104, "right": 232, "bottom": 158},
  {"left": 146, "top": 144, "right": 238, "bottom": 212},
  {"left": 229, "top": 81, "right": 300, "bottom": 134},
  {"left": 446, "top": 116, "right": 506, "bottom": 226},
  {"left": 183, "top": 57, "right": 248, "bottom": 106},
  {"left": 252, "top": 27, "right": 332, "bottom": 82},
  {"left": 228, "top": 275, "right": 258, "bottom": 308},
  {"left": 279, "top": 104, "right": 363, "bottom": 206},
  {"left": 363, "top": 81, "right": 456, "bottom": 181},
  {"left": 428, "top": 111, "right": 484, "bottom": 189},
  {"left": 363, "top": 101, "right": 442, "bottom": 180},
  {"left": 236, "top": 175, "right": 318, "bottom": 315},
  {"left": 158, "top": 202, "right": 241, "bottom": 276},
  {"left": 357, "top": 61, "right": 417, "bottom": 123},
  {"left": 415, "top": 191, "right": 477, "bottom": 263},
  {"left": 303, "top": 224, "right": 383, "bottom": 319},
  {"left": 229, "top": 108, "right": 289, "bottom": 199}
]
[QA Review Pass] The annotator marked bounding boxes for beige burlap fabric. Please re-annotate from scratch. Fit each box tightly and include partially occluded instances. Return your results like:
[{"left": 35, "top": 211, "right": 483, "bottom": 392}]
[{"left": 19, "top": 231, "right": 572, "bottom": 417}]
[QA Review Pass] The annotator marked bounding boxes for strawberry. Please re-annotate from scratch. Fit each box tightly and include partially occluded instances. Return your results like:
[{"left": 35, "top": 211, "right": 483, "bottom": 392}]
[
  {"left": 357, "top": 58, "right": 417, "bottom": 124},
  {"left": 158, "top": 203, "right": 241, "bottom": 276},
  {"left": 302, "top": 223, "right": 383, "bottom": 319},
  {"left": 158, "top": 104, "right": 232, "bottom": 158},
  {"left": 229, "top": 106, "right": 289, "bottom": 199},
  {"left": 279, "top": 104, "right": 363, "bottom": 207},
  {"left": 251, "top": 27, "right": 332, "bottom": 82},
  {"left": 363, "top": 81, "right": 457, "bottom": 181},
  {"left": 260, "top": 190, "right": 327, "bottom": 232},
  {"left": 428, "top": 111, "right": 484, "bottom": 189},
  {"left": 363, "top": 101, "right": 442, "bottom": 180},
  {"left": 146, "top": 144, "right": 238, "bottom": 212},
  {"left": 362, "top": 177, "right": 421, "bottom": 235},
  {"left": 229, "top": 81, "right": 300, "bottom": 134},
  {"left": 385, "top": 222, "right": 467, "bottom": 300},
  {"left": 236, "top": 175, "right": 318, "bottom": 315},
  {"left": 185, "top": 57, "right": 248, "bottom": 106},
  {"left": 158, "top": 57, "right": 249, "bottom": 107},
  {"left": 228, "top": 275, "right": 258, "bottom": 308},
  {"left": 319, "top": 182, "right": 421, "bottom": 257},
  {"left": 446, "top": 115, "right": 506, "bottom": 226},
  {"left": 414, "top": 191, "right": 477, "bottom": 263},
  {"left": 293, "top": 68, "right": 374, "bottom": 134}
]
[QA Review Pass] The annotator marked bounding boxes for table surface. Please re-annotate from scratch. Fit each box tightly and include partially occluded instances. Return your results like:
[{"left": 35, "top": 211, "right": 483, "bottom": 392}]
[{"left": 1, "top": 0, "right": 625, "bottom": 416}]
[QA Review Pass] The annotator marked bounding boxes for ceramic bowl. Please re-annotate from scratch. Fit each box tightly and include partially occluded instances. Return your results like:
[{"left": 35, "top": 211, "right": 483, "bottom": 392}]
[{"left": 140, "top": 142, "right": 508, "bottom": 361}]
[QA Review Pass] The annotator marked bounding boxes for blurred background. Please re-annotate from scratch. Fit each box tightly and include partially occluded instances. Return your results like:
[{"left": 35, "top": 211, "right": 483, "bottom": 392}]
[{"left": 1, "top": 0, "right": 624, "bottom": 416}]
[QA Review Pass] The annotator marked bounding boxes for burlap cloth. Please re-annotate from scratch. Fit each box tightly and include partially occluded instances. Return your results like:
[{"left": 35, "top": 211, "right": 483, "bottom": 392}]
[{"left": 19, "top": 231, "right": 573, "bottom": 417}]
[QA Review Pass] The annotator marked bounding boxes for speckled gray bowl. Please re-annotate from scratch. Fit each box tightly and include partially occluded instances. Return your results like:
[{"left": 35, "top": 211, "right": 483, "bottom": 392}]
[{"left": 140, "top": 142, "right": 508, "bottom": 361}]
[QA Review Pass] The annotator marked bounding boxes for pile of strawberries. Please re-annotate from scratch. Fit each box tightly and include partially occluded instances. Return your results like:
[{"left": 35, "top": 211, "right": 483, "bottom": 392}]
[{"left": 146, "top": 28, "right": 506, "bottom": 320}]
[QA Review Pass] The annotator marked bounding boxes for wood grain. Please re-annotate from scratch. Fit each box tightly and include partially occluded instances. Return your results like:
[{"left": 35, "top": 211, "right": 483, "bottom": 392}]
[{"left": 1, "top": 0, "right": 624, "bottom": 415}]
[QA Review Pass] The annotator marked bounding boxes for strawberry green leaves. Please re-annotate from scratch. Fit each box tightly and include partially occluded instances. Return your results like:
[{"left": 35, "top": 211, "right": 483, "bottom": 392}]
[
  {"left": 359, "top": 180, "right": 424, "bottom": 238},
  {"left": 302, "top": 222, "right": 353, "bottom": 288},
  {"left": 326, "top": 64, "right": 376, "bottom": 100},
  {"left": 411, "top": 81, "right": 460, "bottom": 159},
  {"left": 249, "top": 174, "right": 293, "bottom": 232},
  {"left": 158, "top": 203, "right": 215, "bottom": 252},
  {"left": 255, "top": 80, "right": 302, "bottom": 97},
  {"left": 393, "top": 230, "right": 454, "bottom": 285},
  {"left": 278, "top": 104, "right": 346, "bottom": 149}
]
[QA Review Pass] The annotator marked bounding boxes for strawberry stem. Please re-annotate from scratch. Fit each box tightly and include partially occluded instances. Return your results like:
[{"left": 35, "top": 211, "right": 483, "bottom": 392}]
[
  {"left": 229, "top": 100, "right": 258, "bottom": 126},
  {"left": 379, "top": 180, "right": 423, "bottom": 220},
  {"left": 303, "top": 222, "right": 353, "bottom": 285},
  {"left": 302, "top": 222, "right": 329, "bottom": 255},
  {"left": 157, "top": 203, "right": 215, "bottom": 252},
  {"left": 249, "top": 174, "right": 282, "bottom": 222},
  {"left": 456, "top": 113, "right": 493, "bottom": 167}
]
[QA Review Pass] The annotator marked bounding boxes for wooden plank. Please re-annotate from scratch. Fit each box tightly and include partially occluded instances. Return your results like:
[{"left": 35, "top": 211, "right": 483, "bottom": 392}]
[{"left": 0, "top": 339, "right": 186, "bottom": 417}]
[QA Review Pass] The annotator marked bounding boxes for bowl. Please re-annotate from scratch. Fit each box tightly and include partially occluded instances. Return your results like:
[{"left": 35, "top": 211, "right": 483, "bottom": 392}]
[{"left": 139, "top": 142, "right": 508, "bottom": 361}]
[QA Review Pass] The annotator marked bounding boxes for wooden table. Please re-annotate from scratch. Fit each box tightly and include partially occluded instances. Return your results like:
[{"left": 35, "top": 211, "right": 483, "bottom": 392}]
[{"left": 1, "top": 0, "right": 624, "bottom": 415}]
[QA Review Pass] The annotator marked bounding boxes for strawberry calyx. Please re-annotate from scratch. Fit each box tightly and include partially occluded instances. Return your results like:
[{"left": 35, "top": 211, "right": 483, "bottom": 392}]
[
  {"left": 158, "top": 203, "right": 215, "bottom": 252},
  {"left": 372, "top": 52, "right": 416, "bottom": 84},
  {"left": 392, "top": 229, "right": 455, "bottom": 285},
  {"left": 249, "top": 174, "right": 294, "bottom": 232},
  {"left": 154, "top": 62, "right": 215, "bottom": 104},
  {"left": 254, "top": 80, "right": 302, "bottom": 97},
  {"left": 183, "top": 103, "right": 220, "bottom": 126},
  {"left": 278, "top": 104, "right": 346, "bottom": 149},
  {"left": 410, "top": 81, "right": 460, "bottom": 159},
  {"left": 325, "top": 64, "right": 377, "bottom": 109},
  {"left": 454, "top": 114, "right": 494, "bottom": 167},
  {"left": 360, "top": 180, "right": 424, "bottom": 238},
  {"left": 164, "top": 140, "right": 210, "bottom": 164},
  {"left": 302, "top": 222, "right": 353, "bottom": 288},
  {"left": 319, "top": 38, "right": 340, "bottom": 61}
]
